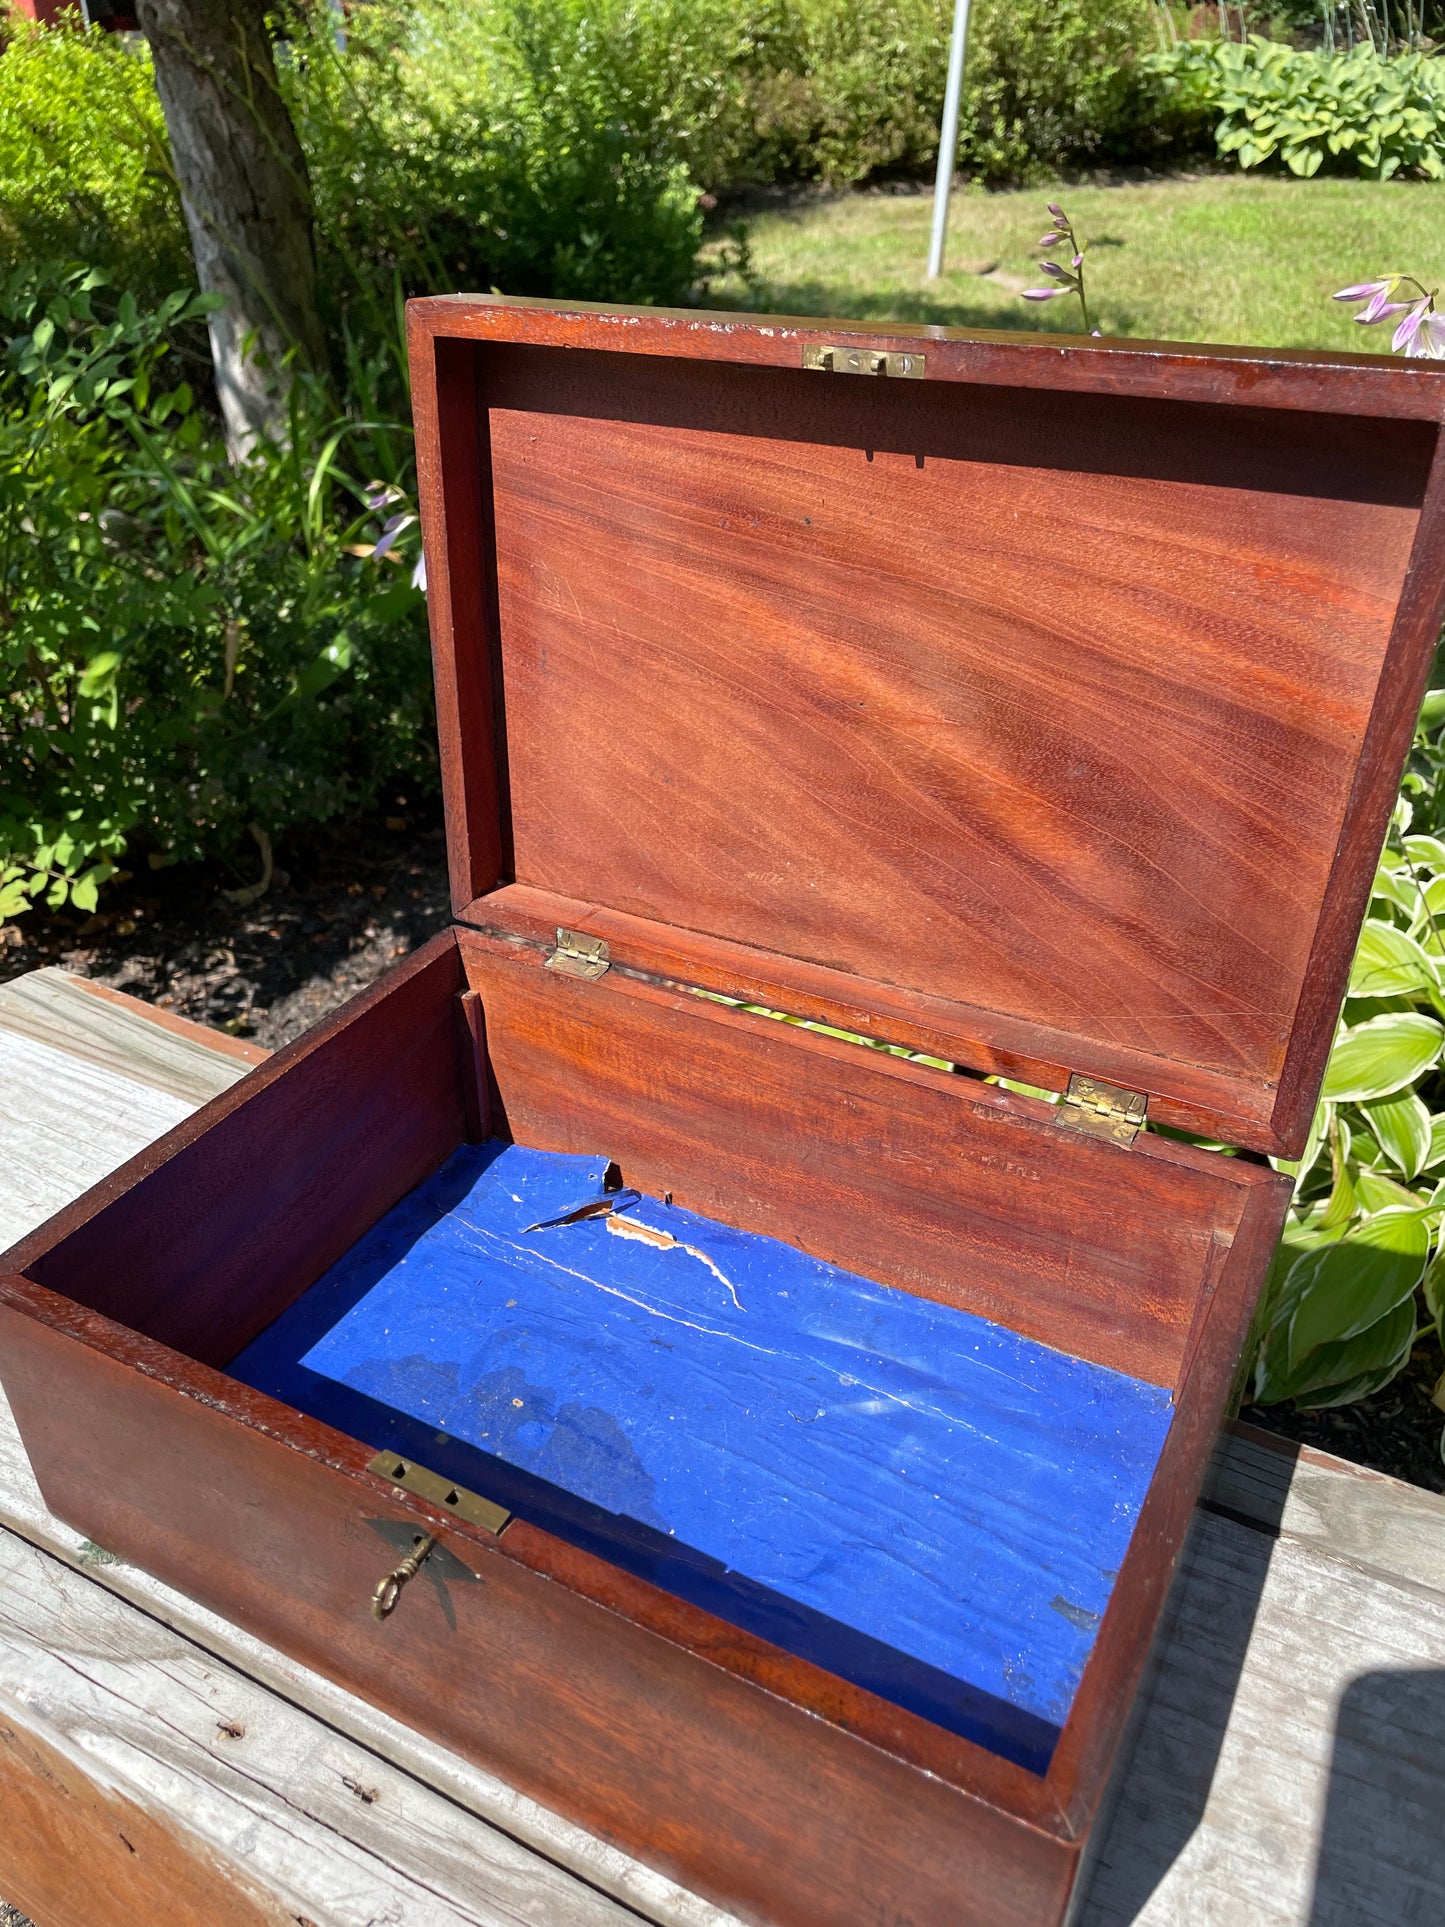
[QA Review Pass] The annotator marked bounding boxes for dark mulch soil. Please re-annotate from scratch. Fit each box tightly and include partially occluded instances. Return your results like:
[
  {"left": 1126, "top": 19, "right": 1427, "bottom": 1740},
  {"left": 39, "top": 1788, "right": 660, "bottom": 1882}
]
[
  {"left": 0, "top": 801, "right": 453, "bottom": 1050},
  {"left": 3, "top": 800, "right": 1442, "bottom": 1496},
  {"left": 1244, "top": 1336, "right": 1444, "bottom": 1496}
]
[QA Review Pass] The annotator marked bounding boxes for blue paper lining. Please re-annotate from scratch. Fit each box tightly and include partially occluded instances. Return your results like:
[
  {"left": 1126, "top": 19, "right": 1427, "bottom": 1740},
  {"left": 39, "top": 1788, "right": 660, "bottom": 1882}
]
[{"left": 231, "top": 1140, "right": 1172, "bottom": 1772}]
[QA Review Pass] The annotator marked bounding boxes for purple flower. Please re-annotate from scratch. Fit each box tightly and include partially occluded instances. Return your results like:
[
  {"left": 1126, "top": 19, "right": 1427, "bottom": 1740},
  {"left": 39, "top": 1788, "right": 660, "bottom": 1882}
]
[
  {"left": 370, "top": 510, "right": 415, "bottom": 562},
  {"left": 1333, "top": 279, "right": 1395, "bottom": 303},
  {"left": 1406, "top": 312, "right": 1445, "bottom": 360},
  {"left": 1022, "top": 288, "right": 1068, "bottom": 301},
  {"left": 1039, "top": 231, "right": 1062, "bottom": 246},
  {"left": 1048, "top": 203, "right": 1066, "bottom": 219},
  {"left": 1393, "top": 299, "right": 1432, "bottom": 352},
  {"left": 363, "top": 478, "right": 403, "bottom": 514},
  {"left": 1040, "top": 260, "right": 1077, "bottom": 281},
  {"left": 412, "top": 552, "right": 428, "bottom": 593},
  {"left": 1071, "top": 252, "right": 1084, "bottom": 268},
  {"left": 1359, "top": 284, "right": 1412, "bottom": 323},
  {"left": 1356, "top": 301, "right": 1412, "bottom": 326}
]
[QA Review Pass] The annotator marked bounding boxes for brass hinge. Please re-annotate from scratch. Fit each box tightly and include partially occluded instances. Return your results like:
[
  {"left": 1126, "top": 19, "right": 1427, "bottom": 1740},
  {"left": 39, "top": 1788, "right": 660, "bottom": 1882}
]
[
  {"left": 802, "top": 344, "right": 926, "bottom": 379},
  {"left": 1057, "top": 1074, "right": 1148, "bottom": 1147},
  {"left": 545, "top": 928, "right": 610, "bottom": 981},
  {"left": 367, "top": 1450, "right": 511, "bottom": 1535}
]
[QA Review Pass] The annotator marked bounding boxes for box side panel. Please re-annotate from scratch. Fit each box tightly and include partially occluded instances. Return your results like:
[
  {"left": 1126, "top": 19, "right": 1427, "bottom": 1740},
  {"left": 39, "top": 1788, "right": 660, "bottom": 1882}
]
[
  {"left": 0, "top": 1301, "right": 1078, "bottom": 1927},
  {"left": 462, "top": 932, "right": 1273, "bottom": 1388},
  {"left": 5, "top": 934, "right": 467, "bottom": 1367},
  {"left": 1045, "top": 1171, "right": 1290, "bottom": 1826}
]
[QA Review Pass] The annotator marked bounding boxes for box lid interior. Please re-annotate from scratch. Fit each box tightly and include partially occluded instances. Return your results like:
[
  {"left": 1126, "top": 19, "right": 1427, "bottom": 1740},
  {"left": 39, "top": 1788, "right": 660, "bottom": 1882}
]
[{"left": 410, "top": 298, "right": 1445, "bottom": 1158}]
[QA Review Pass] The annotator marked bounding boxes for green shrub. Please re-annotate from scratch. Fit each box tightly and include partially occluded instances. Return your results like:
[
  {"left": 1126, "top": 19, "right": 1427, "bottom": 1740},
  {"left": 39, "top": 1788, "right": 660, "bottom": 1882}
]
[
  {"left": 0, "top": 0, "right": 1183, "bottom": 330},
  {"left": 0, "top": 265, "right": 435, "bottom": 921},
  {"left": 283, "top": 0, "right": 707, "bottom": 329},
  {"left": 1146, "top": 37, "right": 1445, "bottom": 179},
  {"left": 1251, "top": 691, "right": 1445, "bottom": 1452},
  {"left": 960, "top": 0, "right": 1190, "bottom": 183},
  {"left": 0, "top": 16, "right": 189, "bottom": 314}
]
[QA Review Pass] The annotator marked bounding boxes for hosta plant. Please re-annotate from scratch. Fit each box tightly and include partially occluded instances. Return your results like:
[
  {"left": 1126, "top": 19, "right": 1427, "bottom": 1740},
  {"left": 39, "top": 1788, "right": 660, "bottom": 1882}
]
[
  {"left": 1145, "top": 38, "right": 1445, "bottom": 180},
  {"left": 1256, "top": 702, "right": 1445, "bottom": 1452}
]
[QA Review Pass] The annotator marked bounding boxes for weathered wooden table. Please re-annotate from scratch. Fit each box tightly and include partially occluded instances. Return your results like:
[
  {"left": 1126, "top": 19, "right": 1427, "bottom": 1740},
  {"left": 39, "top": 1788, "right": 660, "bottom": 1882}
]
[{"left": 0, "top": 967, "right": 1441, "bottom": 1927}]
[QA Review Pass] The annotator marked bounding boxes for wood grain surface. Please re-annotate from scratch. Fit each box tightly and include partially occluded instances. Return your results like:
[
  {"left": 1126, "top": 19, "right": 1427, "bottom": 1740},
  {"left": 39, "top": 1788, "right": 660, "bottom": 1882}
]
[
  {"left": 3, "top": 934, "right": 468, "bottom": 1367},
  {"left": 0, "top": 1288, "right": 1079, "bottom": 1927},
  {"left": 0, "top": 1520, "right": 655, "bottom": 1927},
  {"left": 409, "top": 301, "right": 1445, "bottom": 1157},
  {"left": 462, "top": 930, "right": 1288, "bottom": 1389}
]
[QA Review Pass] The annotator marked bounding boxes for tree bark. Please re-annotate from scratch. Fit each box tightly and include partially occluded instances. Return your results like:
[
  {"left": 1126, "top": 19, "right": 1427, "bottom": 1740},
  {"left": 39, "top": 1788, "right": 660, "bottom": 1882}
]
[{"left": 135, "top": 0, "right": 328, "bottom": 460}]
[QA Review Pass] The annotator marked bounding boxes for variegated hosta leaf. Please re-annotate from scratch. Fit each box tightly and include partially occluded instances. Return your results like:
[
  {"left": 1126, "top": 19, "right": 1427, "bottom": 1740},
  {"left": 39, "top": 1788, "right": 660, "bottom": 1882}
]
[
  {"left": 1359, "top": 1090, "right": 1433, "bottom": 1180},
  {"left": 1322, "top": 1012, "right": 1445, "bottom": 1103},
  {"left": 1284, "top": 1209, "right": 1429, "bottom": 1368},
  {"left": 1349, "top": 921, "right": 1440, "bottom": 998}
]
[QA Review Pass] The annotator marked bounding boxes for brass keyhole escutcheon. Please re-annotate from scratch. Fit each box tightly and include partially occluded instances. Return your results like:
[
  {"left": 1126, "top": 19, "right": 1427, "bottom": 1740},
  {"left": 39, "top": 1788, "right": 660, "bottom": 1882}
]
[{"left": 372, "top": 1532, "right": 437, "bottom": 1621}]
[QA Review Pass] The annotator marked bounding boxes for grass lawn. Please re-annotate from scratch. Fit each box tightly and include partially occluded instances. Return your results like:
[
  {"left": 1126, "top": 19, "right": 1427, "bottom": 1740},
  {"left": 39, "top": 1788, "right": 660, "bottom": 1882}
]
[{"left": 703, "top": 174, "right": 1445, "bottom": 353}]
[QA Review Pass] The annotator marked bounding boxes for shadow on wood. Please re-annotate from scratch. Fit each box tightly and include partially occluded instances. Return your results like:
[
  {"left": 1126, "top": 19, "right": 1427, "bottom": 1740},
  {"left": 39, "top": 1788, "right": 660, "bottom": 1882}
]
[
  {"left": 1076, "top": 1457, "right": 1289, "bottom": 1924},
  {"left": 1307, "top": 1669, "right": 1445, "bottom": 1927}
]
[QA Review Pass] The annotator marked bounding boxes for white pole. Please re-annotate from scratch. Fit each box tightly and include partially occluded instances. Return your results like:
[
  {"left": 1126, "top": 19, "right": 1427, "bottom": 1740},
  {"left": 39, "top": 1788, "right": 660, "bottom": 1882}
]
[{"left": 927, "top": 0, "right": 973, "bottom": 280}]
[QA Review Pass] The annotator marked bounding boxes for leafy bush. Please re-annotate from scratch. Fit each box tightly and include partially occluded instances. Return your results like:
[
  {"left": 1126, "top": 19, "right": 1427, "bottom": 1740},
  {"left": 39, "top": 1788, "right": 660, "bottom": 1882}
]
[
  {"left": 0, "top": 265, "right": 434, "bottom": 921},
  {"left": 1146, "top": 37, "right": 1445, "bottom": 178},
  {"left": 0, "top": 16, "right": 189, "bottom": 315},
  {"left": 1252, "top": 691, "right": 1445, "bottom": 1451},
  {"left": 283, "top": 0, "right": 707, "bottom": 330},
  {"left": 0, "top": 0, "right": 1186, "bottom": 336},
  {"left": 960, "top": 0, "right": 1192, "bottom": 183}
]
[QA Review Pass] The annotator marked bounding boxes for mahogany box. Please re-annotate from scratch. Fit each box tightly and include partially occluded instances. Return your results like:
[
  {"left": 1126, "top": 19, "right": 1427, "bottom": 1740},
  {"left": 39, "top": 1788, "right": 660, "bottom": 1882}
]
[{"left": 4, "top": 297, "right": 1445, "bottom": 1927}]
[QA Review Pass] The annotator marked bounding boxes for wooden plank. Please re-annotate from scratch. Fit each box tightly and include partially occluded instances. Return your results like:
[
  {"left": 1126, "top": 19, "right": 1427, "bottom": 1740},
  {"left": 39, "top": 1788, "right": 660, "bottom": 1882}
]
[
  {"left": 1206, "top": 1423, "right": 1445, "bottom": 1594},
  {"left": 0, "top": 968, "right": 261, "bottom": 1105},
  {"left": 0, "top": 1031, "right": 198, "bottom": 1253},
  {"left": 0, "top": 1520, "right": 647, "bottom": 1927},
  {"left": 1079, "top": 1437, "right": 1445, "bottom": 1927},
  {"left": 0, "top": 1382, "right": 740, "bottom": 1927}
]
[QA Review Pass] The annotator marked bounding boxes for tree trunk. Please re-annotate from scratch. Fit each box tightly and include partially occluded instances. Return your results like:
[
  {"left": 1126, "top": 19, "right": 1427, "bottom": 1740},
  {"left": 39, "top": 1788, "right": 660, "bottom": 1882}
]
[{"left": 135, "top": 0, "right": 327, "bottom": 460}]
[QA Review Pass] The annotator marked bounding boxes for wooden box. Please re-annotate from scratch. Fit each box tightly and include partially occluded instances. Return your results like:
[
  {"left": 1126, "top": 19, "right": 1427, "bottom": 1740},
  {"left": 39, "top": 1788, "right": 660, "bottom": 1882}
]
[{"left": 4, "top": 299, "right": 1445, "bottom": 1927}]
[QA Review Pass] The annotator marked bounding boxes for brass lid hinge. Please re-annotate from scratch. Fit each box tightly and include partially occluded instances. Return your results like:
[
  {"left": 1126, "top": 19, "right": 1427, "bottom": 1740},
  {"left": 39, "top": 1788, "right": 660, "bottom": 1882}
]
[
  {"left": 1058, "top": 1074, "right": 1148, "bottom": 1147},
  {"left": 546, "top": 927, "right": 611, "bottom": 981}
]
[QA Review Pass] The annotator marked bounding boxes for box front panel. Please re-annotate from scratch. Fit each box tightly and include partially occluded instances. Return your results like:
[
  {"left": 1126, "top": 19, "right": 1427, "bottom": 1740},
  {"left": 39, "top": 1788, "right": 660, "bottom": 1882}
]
[{"left": 0, "top": 1297, "right": 1078, "bottom": 1927}]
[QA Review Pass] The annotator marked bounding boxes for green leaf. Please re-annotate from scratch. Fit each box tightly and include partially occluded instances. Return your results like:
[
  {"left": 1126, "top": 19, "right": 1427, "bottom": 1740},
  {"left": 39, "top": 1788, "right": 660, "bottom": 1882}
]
[
  {"left": 77, "top": 650, "right": 121, "bottom": 698},
  {"left": 1290, "top": 1297, "right": 1417, "bottom": 1407},
  {"left": 0, "top": 879, "right": 32, "bottom": 919},
  {"left": 1349, "top": 921, "right": 1438, "bottom": 998},
  {"left": 1322, "top": 1013, "right": 1445, "bottom": 1103},
  {"left": 1353, "top": 1163, "right": 1423, "bottom": 1213},
  {"left": 1286, "top": 1209, "right": 1429, "bottom": 1365},
  {"left": 1424, "top": 1114, "right": 1445, "bottom": 1170},
  {"left": 1371, "top": 863, "right": 1417, "bottom": 915},
  {"left": 1423, "top": 1245, "right": 1445, "bottom": 1348},
  {"left": 67, "top": 862, "right": 114, "bottom": 917},
  {"left": 1360, "top": 1090, "right": 1433, "bottom": 1178}
]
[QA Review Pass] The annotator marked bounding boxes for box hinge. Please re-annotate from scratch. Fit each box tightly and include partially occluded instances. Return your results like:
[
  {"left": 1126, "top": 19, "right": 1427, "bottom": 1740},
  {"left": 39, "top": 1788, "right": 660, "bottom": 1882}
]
[
  {"left": 1057, "top": 1074, "right": 1148, "bottom": 1147},
  {"left": 545, "top": 927, "right": 611, "bottom": 981},
  {"left": 802, "top": 343, "right": 925, "bottom": 379}
]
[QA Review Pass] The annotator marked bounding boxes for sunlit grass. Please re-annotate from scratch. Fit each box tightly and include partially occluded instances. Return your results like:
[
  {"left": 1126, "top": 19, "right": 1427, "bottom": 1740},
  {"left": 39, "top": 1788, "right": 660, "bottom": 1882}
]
[{"left": 702, "top": 174, "right": 1445, "bottom": 352}]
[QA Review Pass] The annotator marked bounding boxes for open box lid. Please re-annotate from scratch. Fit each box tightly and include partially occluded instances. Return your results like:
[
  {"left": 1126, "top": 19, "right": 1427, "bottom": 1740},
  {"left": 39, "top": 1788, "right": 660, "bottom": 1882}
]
[{"left": 407, "top": 295, "right": 1445, "bottom": 1160}]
